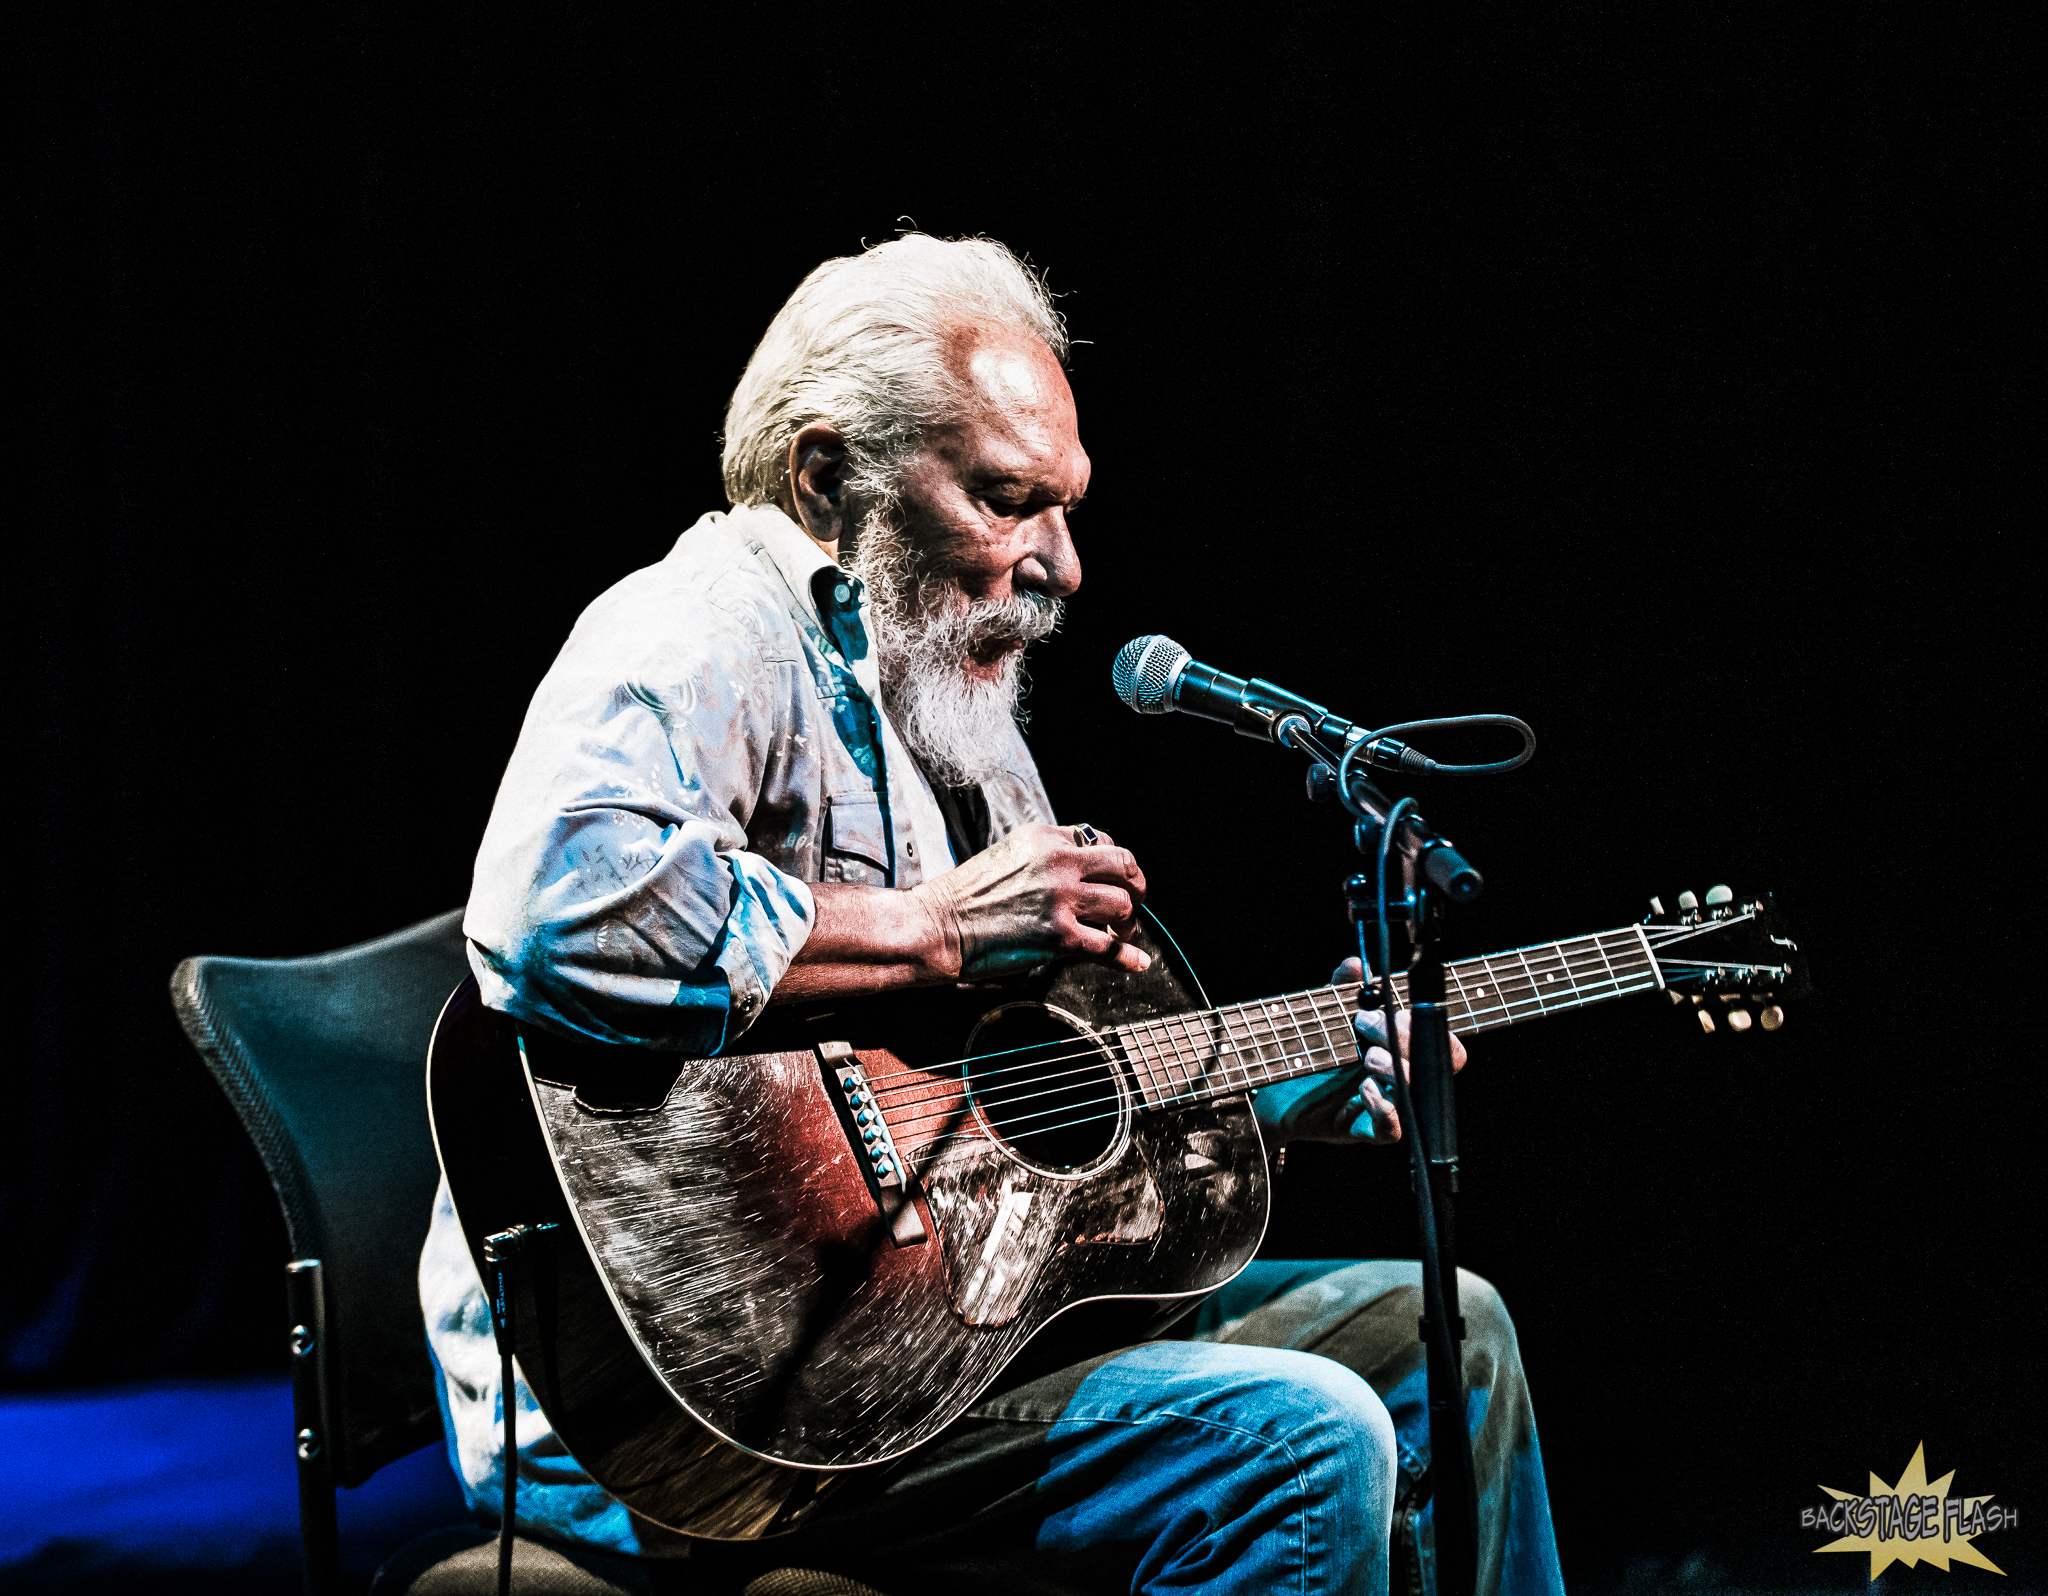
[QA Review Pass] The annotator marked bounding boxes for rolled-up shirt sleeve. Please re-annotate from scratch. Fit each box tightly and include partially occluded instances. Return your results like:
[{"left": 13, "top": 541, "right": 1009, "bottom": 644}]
[{"left": 463, "top": 591, "right": 815, "bottom": 1054}]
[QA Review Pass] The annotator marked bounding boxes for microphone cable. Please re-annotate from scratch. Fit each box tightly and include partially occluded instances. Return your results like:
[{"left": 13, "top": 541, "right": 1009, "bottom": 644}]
[{"left": 1326, "top": 715, "right": 1536, "bottom": 797}]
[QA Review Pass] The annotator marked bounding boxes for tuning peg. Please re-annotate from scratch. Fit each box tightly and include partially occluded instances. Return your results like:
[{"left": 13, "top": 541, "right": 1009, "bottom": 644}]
[
  {"left": 1649, "top": 896, "right": 1665, "bottom": 914},
  {"left": 1759, "top": 1005, "right": 1784, "bottom": 1031},
  {"left": 1676, "top": 890, "right": 1699, "bottom": 911},
  {"left": 1697, "top": 1009, "right": 1716, "bottom": 1034},
  {"left": 1705, "top": 884, "right": 1734, "bottom": 906},
  {"left": 1668, "top": 990, "right": 1685, "bottom": 1005},
  {"left": 1727, "top": 1008, "right": 1753, "bottom": 1032}
]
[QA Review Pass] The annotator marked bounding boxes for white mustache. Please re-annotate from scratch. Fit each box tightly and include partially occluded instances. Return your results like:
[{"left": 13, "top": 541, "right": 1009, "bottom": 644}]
[{"left": 911, "top": 584, "right": 1063, "bottom": 659}]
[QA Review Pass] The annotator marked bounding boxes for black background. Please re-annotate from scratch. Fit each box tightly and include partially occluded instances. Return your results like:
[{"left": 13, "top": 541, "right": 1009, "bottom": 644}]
[{"left": 15, "top": 5, "right": 2038, "bottom": 1590}]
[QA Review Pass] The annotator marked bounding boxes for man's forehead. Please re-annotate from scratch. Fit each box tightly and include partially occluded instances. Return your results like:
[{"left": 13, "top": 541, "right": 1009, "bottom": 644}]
[
  {"left": 967, "top": 345, "right": 1050, "bottom": 407},
  {"left": 940, "top": 326, "right": 1082, "bottom": 480}
]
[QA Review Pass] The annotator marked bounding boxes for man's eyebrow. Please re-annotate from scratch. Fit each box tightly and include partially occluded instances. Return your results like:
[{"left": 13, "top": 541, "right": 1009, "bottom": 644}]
[{"left": 974, "top": 473, "right": 1086, "bottom": 506}]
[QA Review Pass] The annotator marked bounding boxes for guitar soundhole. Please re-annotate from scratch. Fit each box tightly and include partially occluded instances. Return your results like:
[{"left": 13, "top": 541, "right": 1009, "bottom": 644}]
[{"left": 964, "top": 1003, "right": 1124, "bottom": 1174}]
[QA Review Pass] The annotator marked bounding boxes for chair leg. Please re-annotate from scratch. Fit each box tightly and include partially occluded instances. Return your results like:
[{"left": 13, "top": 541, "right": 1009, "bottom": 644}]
[
  {"left": 299, "top": 1477, "right": 342, "bottom": 1596},
  {"left": 288, "top": 1259, "right": 342, "bottom": 1596}
]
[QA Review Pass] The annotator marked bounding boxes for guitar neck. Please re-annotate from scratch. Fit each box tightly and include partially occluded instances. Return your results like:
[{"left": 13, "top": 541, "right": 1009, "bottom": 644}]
[{"left": 1111, "top": 923, "right": 1660, "bottom": 1111}]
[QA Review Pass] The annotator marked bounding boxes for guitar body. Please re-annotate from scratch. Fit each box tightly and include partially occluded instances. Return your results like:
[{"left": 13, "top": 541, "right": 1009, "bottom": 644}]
[{"left": 427, "top": 914, "right": 1269, "bottom": 1539}]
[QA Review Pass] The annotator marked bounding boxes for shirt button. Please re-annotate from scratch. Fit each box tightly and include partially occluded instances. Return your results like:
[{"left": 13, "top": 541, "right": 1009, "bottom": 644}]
[
  {"left": 832, "top": 582, "right": 852, "bottom": 606},
  {"left": 905, "top": 840, "right": 917, "bottom": 858}
]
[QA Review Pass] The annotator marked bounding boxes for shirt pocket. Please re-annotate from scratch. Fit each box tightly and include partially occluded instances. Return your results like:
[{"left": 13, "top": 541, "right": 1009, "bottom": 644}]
[{"left": 821, "top": 791, "right": 892, "bottom": 886}]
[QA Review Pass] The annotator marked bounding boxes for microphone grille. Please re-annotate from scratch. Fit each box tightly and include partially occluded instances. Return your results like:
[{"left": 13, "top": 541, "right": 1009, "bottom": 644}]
[{"left": 1112, "top": 635, "right": 1190, "bottom": 714}]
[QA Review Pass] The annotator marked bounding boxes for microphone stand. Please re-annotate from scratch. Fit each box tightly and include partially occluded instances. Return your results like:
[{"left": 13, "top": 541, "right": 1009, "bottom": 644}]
[{"left": 1296, "top": 727, "right": 1481, "bottom": 1596}]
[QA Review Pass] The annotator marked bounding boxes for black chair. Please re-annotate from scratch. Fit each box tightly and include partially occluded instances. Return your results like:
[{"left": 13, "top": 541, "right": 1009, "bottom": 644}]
[{"left": 171, "top": 910, "right": 885, "bottom": 1596}]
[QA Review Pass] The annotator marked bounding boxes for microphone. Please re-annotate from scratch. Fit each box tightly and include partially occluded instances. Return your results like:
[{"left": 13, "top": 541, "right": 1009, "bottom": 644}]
[
  {"left": 1112, "top": 634, "right": 1438, "bottom": 772},
  {"left": 1111, "top": 634, "right": 1484, "bottom": 901}
]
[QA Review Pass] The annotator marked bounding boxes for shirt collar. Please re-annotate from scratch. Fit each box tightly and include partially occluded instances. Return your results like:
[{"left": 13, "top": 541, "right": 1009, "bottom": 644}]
[
  {"left": 735, "top": 502, "right": 841, "bottom": 631},
  {"left": 733, "top": 502, "right": 878, "bottom": 686}
]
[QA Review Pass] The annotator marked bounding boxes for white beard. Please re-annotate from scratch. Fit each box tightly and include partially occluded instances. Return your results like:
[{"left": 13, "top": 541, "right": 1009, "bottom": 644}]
[{"left": 844, "top": 508, "right": 1063, "bottom": 789}]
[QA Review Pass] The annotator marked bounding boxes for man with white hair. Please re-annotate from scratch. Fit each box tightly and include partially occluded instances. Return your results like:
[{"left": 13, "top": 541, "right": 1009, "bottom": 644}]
[{"left": 421, "top": 234, "right": 1565, "bottom": 1594}]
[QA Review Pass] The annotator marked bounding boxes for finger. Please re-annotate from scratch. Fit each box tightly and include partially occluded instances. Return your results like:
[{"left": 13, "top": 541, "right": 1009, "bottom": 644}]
[
  {"left": 1071, "top": 921, "right": 1151, "bottom": 971},
  {"left": 1362, "top": 1044, "right": 1397, "bottom": 1083},
  {"left": 1101, "top": 851, "right": 1147, "bottom": 910},
  {"left": 1072, "top": 883, "right": 1136, "bottom": 926},
  {"left": 1386, "top": 1010, "right": 1469, "bottom": 1071},
  {"left": 1353, "top": 1010, "right": 1389, "bottom": 1050},
  {"left": 1358, "top": 1079, "right": 1401, "bottom": 1142},
  {"left": 1332, "top": 955, "right": 1364, "bottom": 985},
  {"left": 1078, "top": 844, "right": 1145, "bottom": 889}
]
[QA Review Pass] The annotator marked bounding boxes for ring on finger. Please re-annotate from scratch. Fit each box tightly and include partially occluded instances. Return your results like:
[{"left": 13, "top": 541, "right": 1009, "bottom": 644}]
[{"left": 1072, "top": 823, "right": 1100, "bottom": 847}]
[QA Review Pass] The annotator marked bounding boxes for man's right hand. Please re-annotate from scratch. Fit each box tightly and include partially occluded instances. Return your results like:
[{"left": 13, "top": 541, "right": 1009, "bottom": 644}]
[
  {"left": 775, "top": 824, "right": 1148, "bottom": 1006},
  {"left": 913, "top": 823, "right": 1149, "bottom": 980}
]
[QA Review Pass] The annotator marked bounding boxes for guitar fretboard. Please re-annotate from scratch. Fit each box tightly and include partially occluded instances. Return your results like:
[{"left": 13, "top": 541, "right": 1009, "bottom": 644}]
[{"left": 1111, "top": 924, "right": 1659, "bottom": 1111}]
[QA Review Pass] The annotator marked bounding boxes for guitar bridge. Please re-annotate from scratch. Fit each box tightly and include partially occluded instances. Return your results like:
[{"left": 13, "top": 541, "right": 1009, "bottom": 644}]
[{"left": 818, "top": 1041, "right": 926, "bottom": 1246}]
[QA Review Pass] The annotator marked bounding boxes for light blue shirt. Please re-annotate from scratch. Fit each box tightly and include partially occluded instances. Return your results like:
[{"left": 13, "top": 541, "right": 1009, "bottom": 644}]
[{"left": 424, "top": 503, "right": 1054, "bottom": 1548}]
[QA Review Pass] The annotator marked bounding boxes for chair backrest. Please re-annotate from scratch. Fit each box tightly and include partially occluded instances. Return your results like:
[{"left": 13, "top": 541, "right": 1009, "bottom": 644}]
[{"left": 170, "top": 908, "right": 470, "bottom": 1488}]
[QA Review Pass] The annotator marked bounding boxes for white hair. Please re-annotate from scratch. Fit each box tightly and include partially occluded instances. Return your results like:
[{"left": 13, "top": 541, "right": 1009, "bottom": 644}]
[
  {"left": 844, "top": 504, "right": 1063, "bottom": 787},
  {"left": 721, "top": 233, "right": 1068, "bottom": 508}
]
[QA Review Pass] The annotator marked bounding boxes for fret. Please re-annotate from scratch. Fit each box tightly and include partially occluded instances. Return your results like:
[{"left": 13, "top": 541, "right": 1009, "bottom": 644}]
[
  {"left": 1119, "top": 1020, "right": 1166, "bottom": 1108},
  {"left": 1608, "top": 930, "right": 1657, "bottom": 985},
  {"left": 1544, "top": 938, "right": 1592, "bottom": 1005},
  {"left": 1239, "top": 999, "right": 1286, "bottom": 1085},
  {"left": 1585, "top": 933, "right": 1623, "bottom": 994},
  {"left": 1631, "top": 922, "right": 1665, "bottom": 989},
  {"left": 1171, "top": 1015, "right": 1202, "bottom": 1098},
  {"left": 1156, "top": 1015, "right": 1193, "bottom": 1100},
  {"left": 1143, "top": 1019, "right": 1181, "bottom": 1105},
  {"left": 1112, "top": 922, "right": 1670, "bottom": 1114},
  {"left": 1305, "top": 988, "right": 1355, "bottom": 1071},
  {"left": 1285, "top": 995, "right": 1331, "bottom": 1071},
  {"left": 1473, "top": 951, "right": 1531, "bottom": 1030},
  {"left": 1202, "top": 1010, "right": 1241, "bottom": 1092},
  {"left": 1445, "top": 961, "right": 1477, "bottom": 1029},
  {"left": 1234, "top": 1001, "right": 1274, "bottom": 1087},
  {"left": 1548, "top": 942, "right": 1597, "bottom": 1003},
  {"left": 1199, "top": 1011, "right": 1233, "bottom": 1091},
  {"left": 1274, "top": 995, "right": 1319, "bottom": 1078},
  {"left": 1208, "top": 1012, "right": 1248, "bottom": 1093},
  {"left": 1451, "top": 967, "right": 1512, "bottom": 1033},
  {"left": 1144, "top": 1019, "right": 1183, "bottom": 1103},
  {"left": 1599, "top": 932, "right": 1661, "bottom": 998},
  {"left": 1170, "top": 1009, "right": 1215, "bottom": 1095},
  {"left": 1520, "top": 941, "right": 1569, "bottom": 1007}
]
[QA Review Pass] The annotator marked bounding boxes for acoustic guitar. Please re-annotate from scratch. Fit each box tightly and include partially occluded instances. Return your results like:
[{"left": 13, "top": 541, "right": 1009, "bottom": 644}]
[{"left": 427, "top": 887, "right": 1806, "bottom": 1538}]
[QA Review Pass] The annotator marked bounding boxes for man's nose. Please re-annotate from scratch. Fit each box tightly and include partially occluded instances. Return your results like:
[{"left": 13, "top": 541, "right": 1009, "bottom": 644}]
[{"left": 1014, "top": 508, "right": 1082, "bottom": 599}]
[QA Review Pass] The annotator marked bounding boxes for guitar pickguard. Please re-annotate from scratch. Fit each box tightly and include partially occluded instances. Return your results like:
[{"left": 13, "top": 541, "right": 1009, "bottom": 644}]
[{"left": 921, "top": 1138, "right": 1164, "bottom": 1328}]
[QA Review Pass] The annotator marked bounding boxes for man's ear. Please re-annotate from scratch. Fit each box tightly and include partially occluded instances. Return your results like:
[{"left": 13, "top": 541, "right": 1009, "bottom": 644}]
[{"left": 785, "top": 424, "right": 852, "bottom": 550}]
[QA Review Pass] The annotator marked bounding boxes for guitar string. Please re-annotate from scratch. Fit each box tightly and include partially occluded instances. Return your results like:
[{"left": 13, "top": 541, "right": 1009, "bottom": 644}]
[
  {"left": 865, "top": 947, "right": 1654, "bottom": 1115},
  {"left": 884, "top": 969, "right": 1661, "bottom": 1145},
  {"left": 866, "top": 959, "right": 1655, "bottom": 1122},
  {"left": 873, "top": 1018, "right": 1353, "bottom": 1129},
  {"left": 883, "top": 967, "right": 1663, "bottom": 1150},
  {"left": 885, "top": 1013, "right": 1362, "bottom": 1128},
  {"left": 866, "top": 991, "right": 1367, "bottom": 1107},
  {"left": 901, "top": 961, "right": 1661, "bottom": 1155},
  {"left": 859, "top": 995, "right": 1364, "bottom": 1105},
  {"left": 863, "top": 936, "right": 1650, "bottom": 1107}
]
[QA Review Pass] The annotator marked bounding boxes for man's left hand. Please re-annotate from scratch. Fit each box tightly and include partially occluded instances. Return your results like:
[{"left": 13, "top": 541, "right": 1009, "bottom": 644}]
[{"left": 1251, "top": 956, "right": 1469, "bottom": 1146}]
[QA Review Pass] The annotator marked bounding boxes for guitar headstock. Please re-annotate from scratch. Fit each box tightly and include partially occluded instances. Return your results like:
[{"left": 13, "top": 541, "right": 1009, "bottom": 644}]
[{"left": 1642, "top": 886, "right": 1811, "bottom": 1034}]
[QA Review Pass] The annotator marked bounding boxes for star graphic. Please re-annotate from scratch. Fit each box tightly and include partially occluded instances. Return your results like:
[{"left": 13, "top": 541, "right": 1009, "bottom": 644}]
[{"left": 1814, "top": 1442, "right": 2003, "bottom": 1579}]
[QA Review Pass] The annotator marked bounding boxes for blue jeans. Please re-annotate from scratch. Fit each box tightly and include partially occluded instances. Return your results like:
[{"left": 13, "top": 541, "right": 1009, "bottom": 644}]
[{"left": 730, "top": 1259, "right": 1565, "bottom": 1595}]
